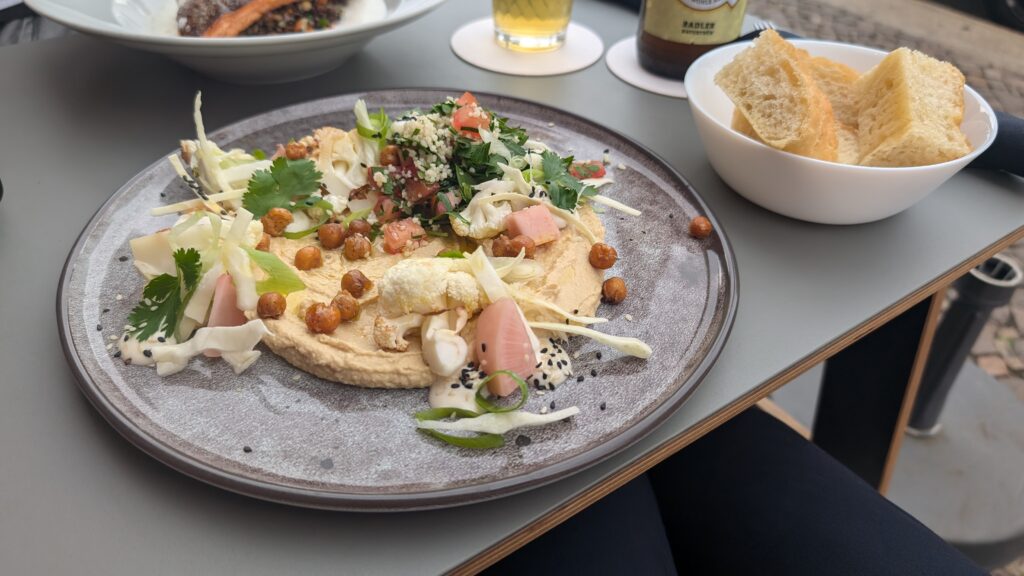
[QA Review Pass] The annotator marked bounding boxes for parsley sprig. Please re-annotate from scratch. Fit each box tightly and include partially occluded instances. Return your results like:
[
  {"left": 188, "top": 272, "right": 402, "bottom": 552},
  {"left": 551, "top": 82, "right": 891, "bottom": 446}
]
[
  {"left": 127, "top": 248, "right": 201, "bottom": 341},
  {"left": 539, "top": 151, "right": 597, "bottom": 212},
  {"left": 242, "top": 157, "right": 323, "bottom": 218}
]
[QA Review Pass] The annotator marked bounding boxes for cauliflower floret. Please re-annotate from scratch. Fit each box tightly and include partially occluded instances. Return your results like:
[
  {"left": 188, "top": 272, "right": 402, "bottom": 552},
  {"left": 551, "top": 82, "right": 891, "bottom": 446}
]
[
  {"left": 373, "top": 314, "right": 424, "bottom": 352},
  {"left": 379, "top": 259, "right": 482, "bottom": 317},
  {"left": 450, "top": 189, "right": 514, "bottom": 239}
]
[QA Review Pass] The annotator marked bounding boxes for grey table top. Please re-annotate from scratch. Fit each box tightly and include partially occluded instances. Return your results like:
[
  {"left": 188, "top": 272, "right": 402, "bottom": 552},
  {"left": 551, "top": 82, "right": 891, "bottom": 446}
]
[{"left": 1, "top": 1, "right": 1023, "bottom": 574}]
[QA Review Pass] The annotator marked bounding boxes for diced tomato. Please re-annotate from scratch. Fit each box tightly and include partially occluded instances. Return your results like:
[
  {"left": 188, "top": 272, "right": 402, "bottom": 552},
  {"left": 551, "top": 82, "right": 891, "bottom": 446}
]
[
  {"left": 505, "top": 205, "right": 560, "bottom": 246},
  {"left": 455, "top": 92, "right": 478, "bottom": 107},
  {"left": 382, "top": 218, "right": 426, "bottom": 254},
  {"left": 452, "top": 104, "right": 490, "bottom": 140},
  {"left": 568, "top": 161, "right": 606, "bottom": 180},
  {"left": 403, "top": 178, "right": 440, "bottom": 204},
  {"left": 375, "top": 196, "right": 400, "bottom": 223},
  {"left": 433, "top": 190, "right": 463, "bottom": 217}
]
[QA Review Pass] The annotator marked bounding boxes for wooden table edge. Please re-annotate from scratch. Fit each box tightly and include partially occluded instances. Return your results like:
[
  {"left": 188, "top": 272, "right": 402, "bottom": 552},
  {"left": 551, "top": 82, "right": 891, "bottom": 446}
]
[{"left": 449, "top": 223, "right": 1024, "bottom": 576}]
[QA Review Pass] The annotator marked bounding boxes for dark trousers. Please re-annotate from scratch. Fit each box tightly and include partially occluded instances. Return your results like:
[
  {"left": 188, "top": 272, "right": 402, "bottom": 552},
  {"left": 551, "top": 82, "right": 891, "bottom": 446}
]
[{"left": 487, "top": 407, "right": 983, "bottom": 576}]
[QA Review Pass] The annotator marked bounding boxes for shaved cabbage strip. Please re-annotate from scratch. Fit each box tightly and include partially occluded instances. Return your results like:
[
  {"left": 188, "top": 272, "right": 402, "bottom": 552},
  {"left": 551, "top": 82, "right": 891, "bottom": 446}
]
[
  {"left": 511, "top": 289, "right": 607, "bottom": 325},
  {"left": 589, "top": 194, "right": 641, "bottom": 216},
  {"left": 417, "top": 407, "right": 580, "bottom": 435},
  {"left": 528, "top": 322, "right": 652, "bottom": 359}
]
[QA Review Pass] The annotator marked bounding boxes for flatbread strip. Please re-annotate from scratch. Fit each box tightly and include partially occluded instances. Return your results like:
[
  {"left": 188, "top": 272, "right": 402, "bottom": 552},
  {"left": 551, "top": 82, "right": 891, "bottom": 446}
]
[{"left": 202, "top": 0, "right": 301, "bottom": 38}]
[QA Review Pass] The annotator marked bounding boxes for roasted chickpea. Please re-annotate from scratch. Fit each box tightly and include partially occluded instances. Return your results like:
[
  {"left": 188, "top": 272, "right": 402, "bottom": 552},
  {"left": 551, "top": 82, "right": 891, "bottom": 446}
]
[
  {"left": 347, "top": 219, "right": 371, "bottom": 238},
  {"left": 491, "top": 234, "right": 515, "bottom": 258},
  {"left": 294, "top": 246, "right": 323, "bottom": 270},
  {"left": 343, "top": 234, "right": 371, "bottom": 260},
  {"left": 261, "top": 207, "right": 293, "bottom": 237},
  {"left": 509, "top": 235, "right": 536, "bottom": 259},
  {"left": 602, "top": 277, "right": 627, "bottom": 304},
  {"left": 285, "top": 141, "right": 308, "bottom": 160},
  {"left": 331, "top": 291, "right": 360, "bottom": 322},
  {"left": 689, "top": 216, "right": 713, "bottom": 239},
  {"left": 589, "top": 242, "right": 618, "bottom": 269},
  {"left": 305, "top": 302, "right": 341, "bottom": 334},
  {"left": 379, "top": 144, "right": 402, "bottom": 167},
  {"left": 341, "top": 269, "right": 372, "bottom": 298},
  {"left": 257, "top": 292, "right": 287, "bottom": 319},
  {"left": 255, "top": 233, "right": 271, "bottom": 252},
  {"left": 318, "top": 222, "right": 347, "bottom": 249}
]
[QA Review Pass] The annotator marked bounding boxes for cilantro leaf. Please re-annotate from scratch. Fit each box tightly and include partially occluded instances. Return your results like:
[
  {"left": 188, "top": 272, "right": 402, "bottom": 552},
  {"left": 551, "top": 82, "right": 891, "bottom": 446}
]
[
  {"left": 539, "top": 150, "right": 590, "bottom": 211},
  {"left": 242, "top": 157, "right": 323, "bottom": 217},
  {"left": 127, "top": 248, "right": 201, "bottom": 341}
]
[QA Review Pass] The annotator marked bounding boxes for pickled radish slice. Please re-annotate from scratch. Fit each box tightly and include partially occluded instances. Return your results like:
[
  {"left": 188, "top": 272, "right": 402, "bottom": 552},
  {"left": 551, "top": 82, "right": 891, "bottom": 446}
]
[
  {"left": 474, "top": 298, "right": 537, "bottom": 397},
  {"left": 204, "top": 273, "right": 247, "bottom": 358},
  {"left": 505, "top": 205, "right": 560, "bottom": 246}
]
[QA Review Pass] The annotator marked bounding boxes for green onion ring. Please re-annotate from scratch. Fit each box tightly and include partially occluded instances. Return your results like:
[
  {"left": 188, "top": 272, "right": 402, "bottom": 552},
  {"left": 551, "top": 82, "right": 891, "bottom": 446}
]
[{"left": 475, "top": 370, "right": 529, "bottom": 414}]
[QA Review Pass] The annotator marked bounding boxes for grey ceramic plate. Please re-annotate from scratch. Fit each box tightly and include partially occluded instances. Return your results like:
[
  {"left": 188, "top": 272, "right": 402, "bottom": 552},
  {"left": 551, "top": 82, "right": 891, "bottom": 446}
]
[{"left": 58, "top": 89, "right": 738, "bottom": 511}]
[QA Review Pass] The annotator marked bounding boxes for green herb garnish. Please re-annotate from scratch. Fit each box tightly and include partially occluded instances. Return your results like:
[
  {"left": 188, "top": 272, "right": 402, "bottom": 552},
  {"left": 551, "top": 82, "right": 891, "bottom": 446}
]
[
  {"left": 243, "top": 247, "right": 305, "bottom": 295},
  {"left": 539, "top": 150, "right": 596, "bottom": 212},
  {"left": 436, "top": 249, "right": 465, "bottom": 259},
  {"left": 414, "top": 407, "right": 504, "bottom": 449},
  {"left": 475, "top": 370, "right": 529, "bottom": 413},
  {"left": 251, "top": 148, "right": 267, "bottom": 160},
  {"left": 127, "top": 248, "right": 201, "bottom": 341},
  {"left": 241, "top": 157, "right": 323, "bottom": 217}
]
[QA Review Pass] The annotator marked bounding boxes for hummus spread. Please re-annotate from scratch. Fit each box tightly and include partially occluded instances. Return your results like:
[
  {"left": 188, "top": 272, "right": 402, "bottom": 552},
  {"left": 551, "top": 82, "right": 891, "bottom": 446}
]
[{"left": 261, "top": 206, "right": 606, "bottom": 388}]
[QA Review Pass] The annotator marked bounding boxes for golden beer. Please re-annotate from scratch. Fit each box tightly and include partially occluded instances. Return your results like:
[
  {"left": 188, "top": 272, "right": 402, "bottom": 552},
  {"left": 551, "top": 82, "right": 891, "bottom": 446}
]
[{"left": 493, "top": 0, "right": 574, "bottom": 52}]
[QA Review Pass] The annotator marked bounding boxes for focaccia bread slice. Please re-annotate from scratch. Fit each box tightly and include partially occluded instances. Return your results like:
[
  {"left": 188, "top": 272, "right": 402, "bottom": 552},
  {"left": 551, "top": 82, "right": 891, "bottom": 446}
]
[
  {"left": 854, "top": 48, "right": 971, "bottom": 167},
  {"left": 808, "top": 56, "right": 861, "bottom": 129}
]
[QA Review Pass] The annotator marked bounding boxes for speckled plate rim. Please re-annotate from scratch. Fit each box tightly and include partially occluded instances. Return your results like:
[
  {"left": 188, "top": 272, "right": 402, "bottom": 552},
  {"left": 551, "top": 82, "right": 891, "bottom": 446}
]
[{"left": 57, "top": 89, "right": 739, "bottom": 512}]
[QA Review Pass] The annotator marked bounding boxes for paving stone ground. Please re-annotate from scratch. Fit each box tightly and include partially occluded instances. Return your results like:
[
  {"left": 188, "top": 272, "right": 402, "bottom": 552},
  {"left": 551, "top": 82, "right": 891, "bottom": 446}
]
[{"left": 744, "top": 3, "right": 1024, "bottom": 572}]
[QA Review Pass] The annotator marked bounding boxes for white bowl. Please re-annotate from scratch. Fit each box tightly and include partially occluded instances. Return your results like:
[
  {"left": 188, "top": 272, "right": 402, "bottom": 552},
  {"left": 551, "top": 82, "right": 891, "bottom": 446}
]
[
  {"left": 683, "top": 40, "right": 999, "bottom": 225},
  {"left": 24, "top": 0, "right": 447, "bottom": 84}
]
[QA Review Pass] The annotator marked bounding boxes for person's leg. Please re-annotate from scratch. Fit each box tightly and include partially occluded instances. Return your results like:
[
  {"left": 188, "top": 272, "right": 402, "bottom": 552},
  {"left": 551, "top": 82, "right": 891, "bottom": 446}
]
[
  {"left": 484, "top": 473, "right": 678, "bottom": 575},
  {"left": 648, "top": 407, "right": 984, "bottom": 576}
]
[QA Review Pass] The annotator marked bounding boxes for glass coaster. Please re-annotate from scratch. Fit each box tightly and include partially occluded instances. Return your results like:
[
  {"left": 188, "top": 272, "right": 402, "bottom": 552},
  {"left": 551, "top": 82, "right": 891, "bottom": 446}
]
[{"left": 451, "top": 17, "right": 604, "bottom": 77}]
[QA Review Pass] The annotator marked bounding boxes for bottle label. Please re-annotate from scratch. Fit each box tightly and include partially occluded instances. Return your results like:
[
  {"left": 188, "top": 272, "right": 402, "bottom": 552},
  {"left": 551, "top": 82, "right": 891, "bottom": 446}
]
[{"left": 643, "top": 0, "right": 747, "bottom": 45}]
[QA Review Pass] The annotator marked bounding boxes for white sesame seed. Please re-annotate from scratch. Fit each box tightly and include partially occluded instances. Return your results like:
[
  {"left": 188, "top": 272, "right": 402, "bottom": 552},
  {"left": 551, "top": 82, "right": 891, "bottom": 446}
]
[
  {"left": 617, "top": 163, "right": 627, "bottom": 170},
  {"left": 106, "top": 343, "right": 113, "bottom": 350},
  {"left": 108, "top": 335, "right": 118, "bottom": 341},
  {"left": 115, "top": 294, "right": 124, "bottom": 301},
  {"left": 292, "top": 374, "right": 301, "bottom": 381},
  {"left": 602, "top": 152, "right": 611, "bottom": 164},
  {"left": 540, "top": 406, "right": 550, "bottom": 414},
  {"left": 624, "top": 314, "right": 634, "bottom": 322},
  {"left": 547, "top": 122, "right": 555, "bottom": 127},
  {"left": 572, "top": 351, "right": 582, "bottom": 359}
]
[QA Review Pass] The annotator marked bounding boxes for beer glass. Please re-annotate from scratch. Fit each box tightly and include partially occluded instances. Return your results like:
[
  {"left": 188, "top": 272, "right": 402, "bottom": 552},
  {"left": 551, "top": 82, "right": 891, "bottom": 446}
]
[{"left": 492, "top": 0, "right": 574, "bottom": 52}]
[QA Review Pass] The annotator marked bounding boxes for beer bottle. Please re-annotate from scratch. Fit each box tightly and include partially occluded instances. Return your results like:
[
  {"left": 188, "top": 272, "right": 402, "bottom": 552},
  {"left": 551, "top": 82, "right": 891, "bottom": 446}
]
[{"left": 637, "top": 0, "right": 748, "bottom": 79}]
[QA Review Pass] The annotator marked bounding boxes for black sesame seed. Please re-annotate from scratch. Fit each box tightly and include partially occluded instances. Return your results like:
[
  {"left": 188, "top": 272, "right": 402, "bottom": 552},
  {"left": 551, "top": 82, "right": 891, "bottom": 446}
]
[
  {"left": 467, "top": 362, "right": 475, "bottom": 369},
  {"left": 143, "top": 349, "right": 152, "bottom": 358},
  {"left": 542, "top": 373, "right": 548, "bottom": 380},
  {"left": 603, "top": 148, "right": 610, "bottom": 153},
  {"left": 243, "top": 446, "right": 252, "bottom": 453},
  {"left": 591, "top": 369, "right": 598, "bottom": 377},
  {"left": 118, "top": 256, "right": 128, "bottom": 262},
  {"left": 112, "top": 351, "right": 122, "bottom": 358},
  {"left": 451, "top": 383, "right": 460, "bottom": 389},
  {"left": 102, "top": 308, "right": 110, "bottom": 314},
  {"left": 515, "top": 435, "right": 532, "bottom": 447},
  {"left": 123, "top": 334, "right": 129, "bottom": 342},
  {"left": 577, "top": 375, "right": 585, "bottom": 382},
  {"left": 159, "top": 192, "right": 166, "bottom": 198},
  {"left": 463, "top": 382, "right": 473, "bottom": 389},
  {"left": 547, "top": 359, "right": 553, "bottom": 367},
  {"left": 535, "top": 362, "right": 542, "bottom": 369},
  {"left": 481, "top": 343, "right": 487, "bottom": 352},
  {"left": 96, "top": 324, "right": 102, "bottom": 331},
  {"left": 220, "top": 210, "right": 228, "bottom": 216},
  {"left": 599, "top": 402, "right": 607, "bottom": 411},
  {"left": 549, "top": 401, "right": 556, "bottom": 410},
  {"left": 540, "top": 348, "right": 548, "bottom": 354},
  {"left": 565, "top": 319, "right": 570, "bottom": 325},
  {"left": 573, "top": 309, "right": 579, "bottom": 315},
  {"left": 157, "top": 336, "right": 166, "bottom": 343},
  {"left": 669, "top": 213, "right": 674, "bottom": 219},
  {"left": 596, "top": 351, "right": 603, "bottom": 360}
]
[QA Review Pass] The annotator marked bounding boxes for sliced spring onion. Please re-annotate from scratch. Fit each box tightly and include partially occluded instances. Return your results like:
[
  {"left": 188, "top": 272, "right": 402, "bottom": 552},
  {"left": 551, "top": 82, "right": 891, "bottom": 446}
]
[
  {"left": 242, "top": 247, "right": 306, "bottom": 295},
  {"left": 474, "top": 370, "right": 529, "bottom": 414},
  {"left": 414, "top": 407, "right": 480, "bottom": 420},
  {"left": 437, "top": 249, "right": 466, "bottom": 259},
  {"left": 417, "top": 407, "right": 581, "bottom": 435},
  {"left": 528, "top": 322, "right": 653, "bottom": 359},
  {"left": 342, "top": 207, "right": 373, "bottom": 227},
  {"left": 418, "top": 429, "right": 505, "bottom": 449}
]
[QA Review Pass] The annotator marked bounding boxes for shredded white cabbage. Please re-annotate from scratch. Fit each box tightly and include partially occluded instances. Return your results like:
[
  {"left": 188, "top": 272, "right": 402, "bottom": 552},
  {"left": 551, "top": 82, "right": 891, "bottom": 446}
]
[
  {"left": 150, "top": 319, "right": 270, "bottom": 376},
  {"left": 417, "top": 407, "right": 580, "bottom": 434},
  {"left": 528, "top": 321, "right": 653, "bottom": 359}
]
